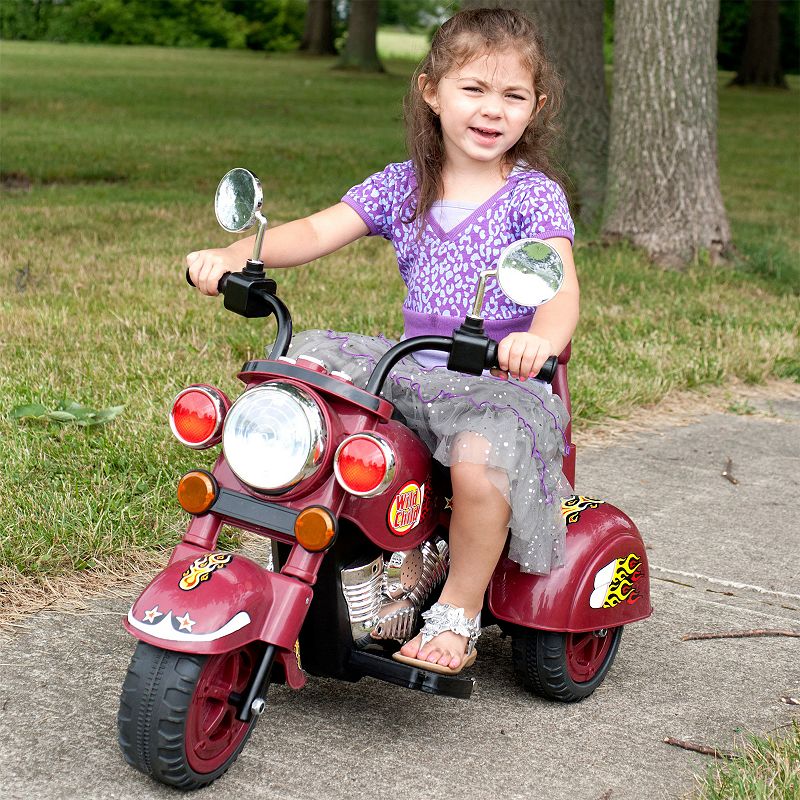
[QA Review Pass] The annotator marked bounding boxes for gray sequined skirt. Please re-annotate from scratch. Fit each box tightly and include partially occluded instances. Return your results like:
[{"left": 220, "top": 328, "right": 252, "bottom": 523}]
[{"left": 287, "top": 330, "right": 572, "bottom": 575}]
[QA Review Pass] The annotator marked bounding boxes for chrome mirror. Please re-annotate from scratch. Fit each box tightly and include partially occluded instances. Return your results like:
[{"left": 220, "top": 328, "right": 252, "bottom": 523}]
[
  {"left": 496, "top": 238, "right": 564, "bottom": 306},
  {"left": 215, "top": 168, "right": 264, "bottom": 233},
  {"left": 215, "top": 168, "right": 267, "bottom": 265}
]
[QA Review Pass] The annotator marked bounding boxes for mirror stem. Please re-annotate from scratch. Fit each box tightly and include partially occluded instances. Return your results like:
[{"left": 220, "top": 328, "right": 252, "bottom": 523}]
[
  {"left": 470, "top": 268, "right": 496, "bottom": 318},
  {"left": 251, "top": 211, "right": 268, "bottom": 264}
]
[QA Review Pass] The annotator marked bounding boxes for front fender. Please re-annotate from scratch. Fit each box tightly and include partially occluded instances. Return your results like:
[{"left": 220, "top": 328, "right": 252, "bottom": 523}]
[
  {"left": 489, "top": 496, "right": 652, "bottom": 633},
  {"left": 123, "top": 552, "right": 312, "bottom": 655}
]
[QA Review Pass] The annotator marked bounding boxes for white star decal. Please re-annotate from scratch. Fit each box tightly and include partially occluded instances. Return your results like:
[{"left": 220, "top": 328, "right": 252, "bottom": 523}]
[
  {"left": 444, "top": 496, "right": 454, "bottom": 511},
  {"left": 143, "top": 605, "right": 161, "bottom": 623},
  {"left": 176, "top": 612, "right": 196, "bottom": 632}
]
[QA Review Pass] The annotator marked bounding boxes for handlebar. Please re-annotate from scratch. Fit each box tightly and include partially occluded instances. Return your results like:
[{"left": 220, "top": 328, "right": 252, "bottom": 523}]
[{"left": 186, "top": 268, "right": 557, "bottom": 390}]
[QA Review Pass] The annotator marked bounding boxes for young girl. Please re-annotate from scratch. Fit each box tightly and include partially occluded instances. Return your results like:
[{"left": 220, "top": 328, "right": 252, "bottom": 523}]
[{"left": 187, "top": 8, "right": 579, "bottom": 675}]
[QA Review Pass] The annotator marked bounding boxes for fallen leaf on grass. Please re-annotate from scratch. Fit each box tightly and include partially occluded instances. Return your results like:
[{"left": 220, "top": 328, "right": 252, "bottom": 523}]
[{"left": 10, "top": 399, "right": 125, "bottom": 427}]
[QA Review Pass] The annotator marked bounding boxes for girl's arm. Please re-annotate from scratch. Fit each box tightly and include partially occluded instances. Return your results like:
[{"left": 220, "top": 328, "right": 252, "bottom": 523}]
[
  {"left": 496, "top": 237, "right": 579, "bottom": 380},
  {"left": 187, "top": 202, "right": 370, "bottom": 296}
]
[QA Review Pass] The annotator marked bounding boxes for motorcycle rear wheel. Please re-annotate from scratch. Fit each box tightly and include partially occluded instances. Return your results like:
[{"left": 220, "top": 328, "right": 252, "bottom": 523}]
[
  {"left": 117, "top": 640, "right": 264, "bottom": 789},
  {"left": 511, "top": 627, "right": 623, "bottom": 702}
]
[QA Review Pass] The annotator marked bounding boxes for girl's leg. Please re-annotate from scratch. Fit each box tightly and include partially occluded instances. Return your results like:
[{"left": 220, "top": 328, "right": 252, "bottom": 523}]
[{"left": 398, "top": 445, "right": 511, "bottom": 670}]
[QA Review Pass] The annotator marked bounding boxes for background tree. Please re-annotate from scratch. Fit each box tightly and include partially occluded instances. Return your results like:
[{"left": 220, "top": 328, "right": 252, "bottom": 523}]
[
  {"left": 337, "top": 0, "right": 384, "bottom": 72},
  {"left": 602, "top": 0, "right": 731, "bottom": 267},
  {"left": 731, "top": 0, "right": 788, "bottom": 88},
  {"left": 460, "top": 0, "right": 610, "bottom": 228},
  {"left": 300, "top": 0, "right": 337, "bottom": 55}
]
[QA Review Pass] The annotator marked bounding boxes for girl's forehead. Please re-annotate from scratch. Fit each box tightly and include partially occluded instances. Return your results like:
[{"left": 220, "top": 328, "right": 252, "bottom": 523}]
[{"left": 445, "top": 50, "right": 533, "bottom": 88}]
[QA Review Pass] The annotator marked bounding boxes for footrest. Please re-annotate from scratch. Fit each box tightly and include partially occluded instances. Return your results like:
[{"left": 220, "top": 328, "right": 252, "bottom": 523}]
[{"left": 348, "top": 649, "right": 474, "bottom": 699}]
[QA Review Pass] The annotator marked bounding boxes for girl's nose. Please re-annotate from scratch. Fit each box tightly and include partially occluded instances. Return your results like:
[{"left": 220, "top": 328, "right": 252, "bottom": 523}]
[{"left": 481, "top": 95, "right": 502, "bottom": 117}]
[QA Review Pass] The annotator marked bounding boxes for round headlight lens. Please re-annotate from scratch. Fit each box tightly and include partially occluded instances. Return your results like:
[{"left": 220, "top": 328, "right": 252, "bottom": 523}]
[{"left": 222, "top": 383, "right": 326, "bottom": 491}]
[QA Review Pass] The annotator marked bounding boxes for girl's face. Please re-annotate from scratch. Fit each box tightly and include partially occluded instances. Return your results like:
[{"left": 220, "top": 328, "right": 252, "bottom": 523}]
[{"left": 421, "top": 49, "right": 545, "bottom": 172}]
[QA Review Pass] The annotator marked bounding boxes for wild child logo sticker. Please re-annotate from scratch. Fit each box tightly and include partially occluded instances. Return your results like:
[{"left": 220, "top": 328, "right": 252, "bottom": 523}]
[{"left": 388, "top": 482, "right": 425, "bottom": 535}]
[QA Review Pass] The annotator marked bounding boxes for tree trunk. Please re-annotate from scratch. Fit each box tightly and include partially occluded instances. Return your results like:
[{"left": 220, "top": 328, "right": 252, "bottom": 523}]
[
  {"left": 337, "top": 0, "right": 384, "bottom": 72},
  {"left": 731, "top": 0, "right": 788, "bottom": 88},
  {"left": 460, "top": 0, "right": 609, "bottom": 228},
  {"left": 300, "top": 0, "right": 337, "bottom": 56},
  {"left": 602, "top": 0, "right": 731, "bottom": 268}
]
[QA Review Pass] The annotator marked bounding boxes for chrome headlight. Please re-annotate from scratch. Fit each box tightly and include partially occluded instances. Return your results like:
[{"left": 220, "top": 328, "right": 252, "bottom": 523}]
[{"left": 222, "top": 383, "right": 326, "bottom": 492}]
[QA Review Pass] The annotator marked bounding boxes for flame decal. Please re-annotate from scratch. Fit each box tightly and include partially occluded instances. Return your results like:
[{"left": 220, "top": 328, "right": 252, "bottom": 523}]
[
  {"left": 590, "top": 553, "right": 643, "bottom": 609},
  {"left": 561, "top": 495, "right": 605, "bottom": 524},
  {"left": 179, "top": 552, "right": 233, "bottom": 591}
]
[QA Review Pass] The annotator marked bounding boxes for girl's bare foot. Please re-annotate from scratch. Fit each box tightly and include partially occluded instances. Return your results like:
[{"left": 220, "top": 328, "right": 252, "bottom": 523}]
[{"left": 399, "top": 629, "right": 469, "bottom": 670}]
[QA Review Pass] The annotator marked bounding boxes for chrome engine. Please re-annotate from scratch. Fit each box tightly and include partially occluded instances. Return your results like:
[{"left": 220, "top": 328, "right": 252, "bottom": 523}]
[{"left": 340, "top": 537, "right": 449, "bottom": 646}]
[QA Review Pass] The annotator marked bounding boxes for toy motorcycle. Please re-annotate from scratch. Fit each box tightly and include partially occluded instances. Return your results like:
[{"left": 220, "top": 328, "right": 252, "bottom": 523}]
[{"left": 117, "top": 169, "right": 651, "bottom": 790}]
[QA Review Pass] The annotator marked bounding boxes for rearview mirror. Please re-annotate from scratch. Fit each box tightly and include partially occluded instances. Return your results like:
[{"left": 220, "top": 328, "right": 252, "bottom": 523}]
[
  {"left": 215, "top": 168, "right": 264, "bottom": 233},
  {"left": 496, "top": 238, "right": 564, "bottom": 306}
]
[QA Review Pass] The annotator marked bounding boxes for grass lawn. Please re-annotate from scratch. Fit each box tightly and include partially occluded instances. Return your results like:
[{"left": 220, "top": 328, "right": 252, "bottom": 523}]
[
  {"left": 0, "top": 42, "right": 798, "bottom": 585},
  {"left": 691, "top": 722, "right": 799, "bottom": 800},
  {"left": 377, "top": 28, "right": 429, "bottom": 61}
]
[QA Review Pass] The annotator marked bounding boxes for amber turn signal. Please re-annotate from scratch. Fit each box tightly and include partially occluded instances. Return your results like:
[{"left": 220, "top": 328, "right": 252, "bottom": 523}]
[
  {"left": 294, "top": 506, "right": 337, "bottom": 552},
  {"left": 177, "top": 471, "right": 218, "bottom": 515}
]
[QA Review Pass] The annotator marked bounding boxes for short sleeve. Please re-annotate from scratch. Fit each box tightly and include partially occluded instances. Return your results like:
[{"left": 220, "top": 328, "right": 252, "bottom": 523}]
[
  {"left": 342, "top": 162, "right": 407, "bottom": 240},
  {"left": 516, "top": 176, "right": 575, "bottom": 244}
]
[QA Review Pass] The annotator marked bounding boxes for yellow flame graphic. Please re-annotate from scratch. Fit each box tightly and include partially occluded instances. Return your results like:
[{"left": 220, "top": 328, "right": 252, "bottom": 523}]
[
  {"left": 179, "top": 552, "right": 233, "bottom": 591},
  {"left": 561, "top": 495, "right": 605, "bottom": 524},
  {"left": 602, "top": 553, "right": 641, "bottom": 608}
]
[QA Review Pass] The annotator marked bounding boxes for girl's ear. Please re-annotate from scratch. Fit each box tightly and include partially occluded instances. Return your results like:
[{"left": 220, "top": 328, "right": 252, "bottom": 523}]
[
  {"left": 419, "top": 73, "right": 440, "bottom": 114},
  {"left": 535, "top": 94, "right": 547, "bottom": 115}
]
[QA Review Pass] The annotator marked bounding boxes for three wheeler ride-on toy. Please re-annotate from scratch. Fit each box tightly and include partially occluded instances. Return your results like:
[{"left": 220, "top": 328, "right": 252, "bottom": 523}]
[{"left": 117, "top": 169, "right": 652, "bottom": 789}]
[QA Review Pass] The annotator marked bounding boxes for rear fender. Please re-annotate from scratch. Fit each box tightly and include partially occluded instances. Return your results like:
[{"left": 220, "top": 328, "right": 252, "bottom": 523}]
[
  {"left": 123, "top": 552, "right": 312, "bottom": 655},
  {"left": 489, "top": 496, "right": 652, "bottom": 633}
]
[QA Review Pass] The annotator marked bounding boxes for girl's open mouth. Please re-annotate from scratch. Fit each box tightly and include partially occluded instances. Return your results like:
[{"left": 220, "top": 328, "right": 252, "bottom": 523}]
[{"left": 470, "top": 127, "right": 502, "bottom": 143}]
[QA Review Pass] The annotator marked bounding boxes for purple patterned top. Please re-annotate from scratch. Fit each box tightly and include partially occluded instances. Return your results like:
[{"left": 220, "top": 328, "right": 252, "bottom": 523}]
[{"left": 342, "top": 160, "right": 574, "bottom": 341}]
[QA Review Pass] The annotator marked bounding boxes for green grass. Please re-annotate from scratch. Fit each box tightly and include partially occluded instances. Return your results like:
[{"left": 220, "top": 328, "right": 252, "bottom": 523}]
[
  {"left": 377, "top": 28, "right": 429, "bottom": 61},
  {"left": 0, "top": 42, "right": 798, "bottom": 582},
  {"left": 691, "top": 722, "right": 800, "bottom": 800}
]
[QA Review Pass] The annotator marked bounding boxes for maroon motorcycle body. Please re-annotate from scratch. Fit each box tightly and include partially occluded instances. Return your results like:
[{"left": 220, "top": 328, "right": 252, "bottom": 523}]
[{"left": 118, "top": 172, "right": 651, "bottom": 791}]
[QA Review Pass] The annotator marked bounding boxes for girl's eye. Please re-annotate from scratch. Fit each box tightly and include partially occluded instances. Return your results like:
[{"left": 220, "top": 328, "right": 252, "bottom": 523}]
[
  {"left": 464, "top": 86, "right": 481, "bottom": 93},
  {"left": 507, "top": 94, "right": 526, "bottom": 101}
]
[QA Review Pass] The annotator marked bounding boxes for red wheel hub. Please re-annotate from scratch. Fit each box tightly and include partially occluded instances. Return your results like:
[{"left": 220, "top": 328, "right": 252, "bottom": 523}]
[
  {"left": 185, "top": 643, "right": 260, "bottom": 774},
  {"left": 565, "top": 630, "right": 613, "bottom": 683}
]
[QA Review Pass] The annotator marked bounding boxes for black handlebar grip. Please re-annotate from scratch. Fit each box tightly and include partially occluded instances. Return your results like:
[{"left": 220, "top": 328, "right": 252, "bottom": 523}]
[
  {"left": 536, "top": 355, "right": 558, "bottom": 384},
  {"left": 185, "top": 267, "right": 229, "bottom": 294},
  {"left": 486, "top": 341, "right": 558, "bottom": 384}
]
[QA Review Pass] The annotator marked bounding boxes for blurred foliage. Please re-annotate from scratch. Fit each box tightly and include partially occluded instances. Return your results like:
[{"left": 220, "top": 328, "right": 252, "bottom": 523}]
[
  {"left": 2, "top": 0, "right": 797, "bottom": 72},
  {"left": 718, "top": 0, "right": 800, "bottom": 75},
  {"left": 379, "top": 0, "right": 453, "bottom": 31},
  {"left": 0, "top": 0, "right": 305, "bottom": 51}
]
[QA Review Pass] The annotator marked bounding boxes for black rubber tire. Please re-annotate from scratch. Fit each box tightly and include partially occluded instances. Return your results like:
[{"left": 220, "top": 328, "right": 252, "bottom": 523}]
[
  {"left": 117, "top": 641, "right": 260, "bottom": 790},
  {"left": 511, "top": 627, "right": 623, "bottom": 702}
]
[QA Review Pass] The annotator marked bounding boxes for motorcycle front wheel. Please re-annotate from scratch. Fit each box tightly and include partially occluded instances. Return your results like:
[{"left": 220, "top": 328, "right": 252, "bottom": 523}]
[
  {"left": 511, "top": 627, "right": 623, "bottom": 702},
  {"left": 117, "top": 640, "right": 265, "bottom": 789}
]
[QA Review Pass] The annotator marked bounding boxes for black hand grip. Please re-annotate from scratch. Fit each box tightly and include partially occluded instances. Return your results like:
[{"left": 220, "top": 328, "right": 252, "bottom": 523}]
[
  {"left": 185, "top": 267, "right": 229, "bottom": 294},
  {"left": 535, "top": 355, "right": 558, "bottom": 383},
  {"left": 486, "top": 341, "right": 558, "bottom": 384}
]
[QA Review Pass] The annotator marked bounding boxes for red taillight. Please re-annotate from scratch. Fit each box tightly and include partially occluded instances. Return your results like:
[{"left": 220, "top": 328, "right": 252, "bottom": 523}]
[
  {"left": 334, "top": 434, "right": 394, "bottom": 496},
  {"left": 169, "top": 386, "right": 229, "bottom": 449}
]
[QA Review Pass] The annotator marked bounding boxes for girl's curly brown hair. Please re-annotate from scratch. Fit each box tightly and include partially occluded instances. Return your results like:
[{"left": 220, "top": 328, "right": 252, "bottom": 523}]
[{"left": 404, "top": 7, "right": 564, "bottom": 226}]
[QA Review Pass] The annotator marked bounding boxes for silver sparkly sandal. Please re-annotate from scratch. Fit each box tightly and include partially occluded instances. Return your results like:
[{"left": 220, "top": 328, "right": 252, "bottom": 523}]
[{"left": 392, "top": 602, "right": 481, "bottom": 675}]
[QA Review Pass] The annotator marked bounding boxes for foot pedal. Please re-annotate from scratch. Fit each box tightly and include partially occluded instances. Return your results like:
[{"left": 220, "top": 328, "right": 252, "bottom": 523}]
[{"left": 348, "top": 650, "right": 474, "bottom": 699}]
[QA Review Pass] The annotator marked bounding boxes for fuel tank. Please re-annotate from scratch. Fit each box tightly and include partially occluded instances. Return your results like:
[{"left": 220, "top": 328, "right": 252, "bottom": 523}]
[{"left": 489, "top": 495, "right": 652, "bottom": 633}]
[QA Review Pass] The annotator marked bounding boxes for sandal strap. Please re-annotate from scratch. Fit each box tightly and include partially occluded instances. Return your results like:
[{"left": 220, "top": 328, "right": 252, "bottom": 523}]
[{"left": 418, "top": 603, "right": 481, "bottom": 655}]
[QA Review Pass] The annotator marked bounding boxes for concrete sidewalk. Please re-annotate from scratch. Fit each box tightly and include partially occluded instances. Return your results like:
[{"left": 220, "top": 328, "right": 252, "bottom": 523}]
[{"left": 1, "top": 394, "right": 798, "bottom": 800}]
